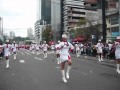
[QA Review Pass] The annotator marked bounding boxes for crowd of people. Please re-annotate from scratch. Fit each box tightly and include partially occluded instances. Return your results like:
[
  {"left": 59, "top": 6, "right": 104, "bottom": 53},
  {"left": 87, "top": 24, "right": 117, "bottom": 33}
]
[{"left": 0, "top": 34, "right": 120, "bottom": 83}]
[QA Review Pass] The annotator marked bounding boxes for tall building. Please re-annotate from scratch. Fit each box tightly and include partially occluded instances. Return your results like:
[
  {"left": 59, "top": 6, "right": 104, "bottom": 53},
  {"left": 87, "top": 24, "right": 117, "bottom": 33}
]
[
  {"left": 41, "top": 0, "right": 51, "bottom": 24},
  {"left": 62, "top": 0, "right": 85, "bottom": 32},
  {"left": 37, "top": 0, "right": 41, "bottom": 21},
  {"left": 10, "top": 31, "right": 15, "bottom": 39},
  {"left": 51, "top": 0, "right": 61, "bottom": 41},
  {"left": 27, "top": 28, "right": 33, "bottom": 39},
  {"left": 35, "top": 20, "right": 46, "bottom": 42}
]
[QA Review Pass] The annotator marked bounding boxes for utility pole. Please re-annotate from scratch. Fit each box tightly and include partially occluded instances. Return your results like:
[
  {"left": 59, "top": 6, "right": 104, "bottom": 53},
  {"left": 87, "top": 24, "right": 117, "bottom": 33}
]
[
  {"left": 102, "top": 0, "right": 106, "bottom": 43},
  {"left": 118, "top": 0, "right": 120, "bottom": 35},
  {"left": 60, "top": 0, "right": 64, "bottom": 39}
]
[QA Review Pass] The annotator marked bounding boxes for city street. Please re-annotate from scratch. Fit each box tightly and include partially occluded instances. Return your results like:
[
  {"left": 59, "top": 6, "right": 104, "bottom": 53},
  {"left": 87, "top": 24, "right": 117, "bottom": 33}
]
[{"left": 0, "top": 49, "right": 120, "bottom": 90}]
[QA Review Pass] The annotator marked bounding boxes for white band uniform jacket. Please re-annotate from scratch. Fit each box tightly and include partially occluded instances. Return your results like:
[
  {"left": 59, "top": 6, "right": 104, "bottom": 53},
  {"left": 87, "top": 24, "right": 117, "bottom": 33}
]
[
  {"left": 3, "top": 44, "right": 11, "bottom": 56},
  {"left": 59, "top": 41, "right": 74, "bottom": 62}
]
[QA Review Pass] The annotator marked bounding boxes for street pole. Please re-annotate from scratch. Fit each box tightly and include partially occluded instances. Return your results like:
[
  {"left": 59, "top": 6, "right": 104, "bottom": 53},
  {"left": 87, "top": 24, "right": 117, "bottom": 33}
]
[
  {"left": 102, "top": 0, "right": 106, "bottom": 43},
  {"left": 0, "top": 17, "right": 1, "bottom": 34},
  {"left": 60, "top": 0, "right": 64, "bottom": 39},
  {"left": 118, "top": 0, "right": 120, "bottom": 35}
]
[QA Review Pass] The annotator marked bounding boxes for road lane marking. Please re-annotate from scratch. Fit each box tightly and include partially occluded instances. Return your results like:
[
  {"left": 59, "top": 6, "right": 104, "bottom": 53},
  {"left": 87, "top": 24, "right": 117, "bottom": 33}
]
[
  {"left": 56, "top": 67, "right": 60, "bottom": 69},
  {"left": 19, "top": 60, "right": 25, "bottom": 63},
  {"left": 34, "top": 57, "right": 43, "bottom": 61}
]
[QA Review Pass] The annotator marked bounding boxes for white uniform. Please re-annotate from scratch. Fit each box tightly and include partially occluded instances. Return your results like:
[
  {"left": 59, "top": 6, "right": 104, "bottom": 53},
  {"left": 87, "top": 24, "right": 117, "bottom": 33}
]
[
  {"left": 80, "top": 43, "right": 84, "bottom": 52},
  {"left": 42, "top": 44, "right": 48, "bottom": 51},
  {"left": 55, "top": 44, "right": 61, "bottom": 54},
  {"left": 29, "top": 45, "right": 32, "bottom": 51},
  {"left": 31, "top": 44, "right": 35, "bottom": 50},
  {"left": 96, "top": 43, "right": 104, "bottom": 53},
  {"left": 59, "top": 41, "right": 74, "bottom": 62},
  {"left": 75, "top": 43, "right": 80, "bottom": 57},
  {"left": 75, "top": 44, "right": 80, "bottom": 51},
  {"left": 12, "top": 44, "right": 18, "bottom": 52},
  {"left": 115, "top": 44, "right": 120, "bottom": 59},
  {"left": 35, "top": 44, "right": 40, "bottom": 51},
  {"left": 42, "top": 44, "right": 48, "bottom": 58},
  {"left": 3, "top": 44, "right": 11, "bottom": 56},
  {"left": 51, "top": 44, "right": 55, "bottom": 50}
]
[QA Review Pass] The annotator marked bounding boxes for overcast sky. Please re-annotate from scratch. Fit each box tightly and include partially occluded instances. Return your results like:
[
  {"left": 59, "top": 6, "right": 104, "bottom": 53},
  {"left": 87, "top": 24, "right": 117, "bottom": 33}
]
[{"left": 0, "top": 0, "right": 37, "bottom": 37}]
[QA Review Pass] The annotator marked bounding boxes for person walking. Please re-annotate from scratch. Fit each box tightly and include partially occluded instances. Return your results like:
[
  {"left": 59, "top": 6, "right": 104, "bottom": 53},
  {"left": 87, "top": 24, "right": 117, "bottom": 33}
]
[
  {"left": 115, "top": 40, "right": 120, "bottom": 74},
  {"left": 12, "top": 41, "right": 18, "bottom": 60},
  {"left": 3, "top": 40, "right": 11, "bottom": 68},
  {"left": 42, "top": 41, "right": 49, "bottom": 58},
  {"left": 96, "top": 39, "right": 104, "bottom": 62},
  {"left": 75, "top": 42, "right": 80, "bottom": 57},
  {"left": 59, "top": 34, "right": 74, "bottom": 83},
  {"left": 55, "top": 40, "right": 61, "bottom": 64}
]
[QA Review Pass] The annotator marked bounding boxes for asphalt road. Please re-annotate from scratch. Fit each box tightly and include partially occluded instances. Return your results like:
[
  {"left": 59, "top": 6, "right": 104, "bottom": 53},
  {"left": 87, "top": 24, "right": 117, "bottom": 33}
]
[{"left": 0, "top": 49, "right": 120, "bottom": 90}]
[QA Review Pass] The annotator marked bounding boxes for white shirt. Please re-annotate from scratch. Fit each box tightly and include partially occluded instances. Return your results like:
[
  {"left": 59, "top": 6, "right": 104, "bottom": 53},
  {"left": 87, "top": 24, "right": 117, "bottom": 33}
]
[
  {"left": 42, "top": 44, "right": 48, "bottom": 51},
  {"left": 108, "top": 44, "right": 112, "bottom": 51},
  {"left": 59, "top": 41, "right": 74, "bottom": 61},
  {"left": 59, "top": 42, "right": 74, "bottom": 55},
  {"left": 12, "top": 43, "right": 18, "bottom": 52},
  {"left": 3, "top": 44, "right": 11, "bottom": 56},
  {"left": 96, "top": 43, "right": 104, "bottom": 53},
  {"left": 51, "top": 44, "right": 55, "bottom": 49},
  {"left": 55, "top": 44, "right": 61, "bottom": 54},
  {"left": 75, "top": 44, "right": 80, "bottom": 50},
  {"left": 35, "top": 44, "right": 40, "bottom": 50}
]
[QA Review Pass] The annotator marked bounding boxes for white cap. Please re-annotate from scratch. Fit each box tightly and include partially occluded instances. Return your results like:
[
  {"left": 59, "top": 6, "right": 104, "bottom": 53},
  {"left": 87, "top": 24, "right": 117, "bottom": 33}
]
[
  {"left": 62, "top": 34, "right": 67, "bottom": 38},
  {"left": 6, "top": 40, "right": 9, "bottom": 42},
  {"left": 58, "top": 40, "right": 60, "bottom": 43},
  {"left": 13, "top": 41, "right": 15, "bottom": 43},
  {"left": 98, "top": 39, "right": 101, "bottom": 42}
]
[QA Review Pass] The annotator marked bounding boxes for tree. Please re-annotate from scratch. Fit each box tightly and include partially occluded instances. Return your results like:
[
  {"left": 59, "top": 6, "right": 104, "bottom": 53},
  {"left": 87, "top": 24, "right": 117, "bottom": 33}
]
[
  {"left": 42, "top": 25, "right": 53, "bottom": 43},
  {"left": 13, "top": 37, "right": 30, "bottom": 43}
]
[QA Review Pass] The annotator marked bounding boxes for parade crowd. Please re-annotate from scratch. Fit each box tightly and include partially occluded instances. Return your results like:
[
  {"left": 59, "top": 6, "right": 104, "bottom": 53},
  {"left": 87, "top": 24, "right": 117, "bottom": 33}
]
[{"left": 0, "top": 34, "right": 120, "bottom": 83}]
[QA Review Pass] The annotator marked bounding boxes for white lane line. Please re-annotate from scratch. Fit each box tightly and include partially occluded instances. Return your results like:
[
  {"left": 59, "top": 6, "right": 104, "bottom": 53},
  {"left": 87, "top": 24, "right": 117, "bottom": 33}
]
[
  {"left": 34, "top": 57, "right": 43, "bottom": 61},
  {"left": 56, "top": 67, "right": 60, "bottom": 69},
  {"left": 19, "top": 60, "right": 25, "bottom": 63}
]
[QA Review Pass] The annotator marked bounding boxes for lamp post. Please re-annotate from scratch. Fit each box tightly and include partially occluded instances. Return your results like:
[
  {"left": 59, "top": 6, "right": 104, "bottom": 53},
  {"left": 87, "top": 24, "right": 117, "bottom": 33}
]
[
  {"left": 118, "top": 0, "right": 120, "bottom": 32},
  {"left": 102, "top": 0, "right": 106, "bottom": 43}
]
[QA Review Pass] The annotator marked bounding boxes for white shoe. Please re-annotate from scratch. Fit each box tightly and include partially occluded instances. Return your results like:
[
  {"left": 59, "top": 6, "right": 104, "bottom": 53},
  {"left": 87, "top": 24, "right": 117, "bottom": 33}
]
[
  {"left": 62, "top": 77, "right": 67, "bottom": 83},
  {"left": 66, "top": 72, "right": 69, "bottom": 79},
  {"left": 101, "top": 58, "right": 103, "bottom": 61},
  {"left": 6, "top": 64, "right": 9, "bottom": 69},
  {"left": 116, "top": 70, "right": 120, "bottom": 74}
]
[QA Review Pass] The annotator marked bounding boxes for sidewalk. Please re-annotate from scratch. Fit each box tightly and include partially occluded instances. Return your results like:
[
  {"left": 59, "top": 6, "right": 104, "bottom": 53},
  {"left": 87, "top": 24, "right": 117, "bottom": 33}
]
[{"left": 71, "top": 54, "right": 116, "bottom": 68}]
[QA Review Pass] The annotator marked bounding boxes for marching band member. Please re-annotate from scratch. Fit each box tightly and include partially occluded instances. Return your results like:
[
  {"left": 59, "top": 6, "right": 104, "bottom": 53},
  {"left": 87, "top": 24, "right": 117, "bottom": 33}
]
[
  {"left": 42, "top": 41, "right": 49, "bottom": 58},
  {"left": 35, "top": 43, "right": 40, "bottom": 55},
  {"left": 96, "top": 39, "right": 104, "bottom": 62},
  {"left": 75, "top": 42, "right": 80, "bottom": 57},
  {"left": 115, "top": 40, "right": 120, "bottom": 74},
  {"left": 3, "top": 40, "right": 11, "bottom": 68},
  {"left": 55, "top": 40, "right": 61, "bottom": 64},
  {"left": 59, "top": 34, "right": 74, "bottom": 83},
  {"left": 12, "top": 41, "right": 18, "bottom": 60},
  {"left": 31, "top": 43, "right": 35, "bottom": 54},
  {"left": 51, "top": 43, "right": 55, "bottom": 53}
]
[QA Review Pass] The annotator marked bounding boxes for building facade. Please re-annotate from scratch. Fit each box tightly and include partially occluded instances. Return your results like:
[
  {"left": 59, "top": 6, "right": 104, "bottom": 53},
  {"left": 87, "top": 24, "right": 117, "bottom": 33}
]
[
  {"left": 27, "top": 28, "right": 33, "bottom": 39},
  {"left": 35, "top": 20, "right": 46, "bottom": 43},
  {"left": 10, "top": 31, "right": 15, "bottom": 39},
  {"left": 51, "top": 0, "right": 61, "bottom": 41},
  {"left": 41, "top": 0, "right": 51, "bottom": 24},
  {"left": 62, "top": 0, "right": 85, "bottom": 32}
]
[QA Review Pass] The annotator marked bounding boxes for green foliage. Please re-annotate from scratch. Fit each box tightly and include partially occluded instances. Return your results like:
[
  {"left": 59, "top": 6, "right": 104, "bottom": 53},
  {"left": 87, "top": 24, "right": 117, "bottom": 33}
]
[
  {"left": 42, "top": 25, "right": 53, "bottom": 43},
  {"left": 13, "top": 37, "right": 30, "bottom": 42},
  {"left": 76, "top": 17, "right": 100, "bottom": 41}
]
